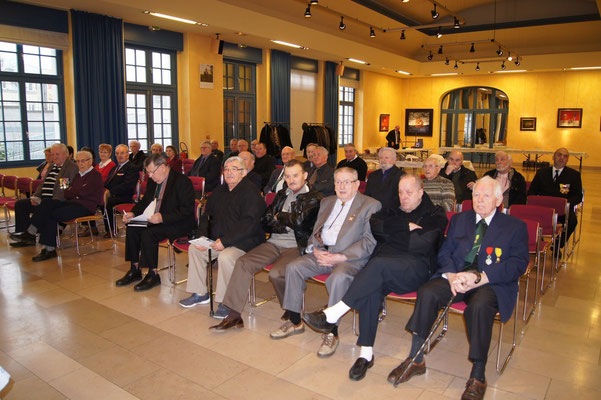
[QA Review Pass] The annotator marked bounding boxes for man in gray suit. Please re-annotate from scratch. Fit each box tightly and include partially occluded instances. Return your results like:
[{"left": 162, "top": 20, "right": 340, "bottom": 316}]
[{"left": 270, "top": 167, "right": 381, "bottom": 357}]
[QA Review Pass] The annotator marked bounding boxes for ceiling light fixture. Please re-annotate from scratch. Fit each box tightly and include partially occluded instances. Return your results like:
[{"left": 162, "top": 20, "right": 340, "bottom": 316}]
[
  {"left": 427, "top": 51, "right": 433, "bottom": 61},
  {"left": 496, "top": 46, "right": 503, "bottom": 56},
  {"left": 431, "top": 4, "right": 439, "bottom": 19},
  {"left": 445, "top": 57, "right": 449, "bottom": 65},
  {"left": 476, "top": 62, "right": 480, "bottom": 71},
  {"left": 507, "top": 52, "right": 513, "bottom": 61},
  {"left": 270, "top": 40, "right": 308, "bottom": 49},
  {"left": 143, "top": 11, "right": 207, "bottom": 26},
  {"left": 454, "top": 61, "right": 458, "bottom": 70},
  {"left": 436, "top": 28, "right": 443, "bottom": 39},
  {"left": 309, "top": 0, "right": 318, "bottom": 4},
  {"left": 438, "top": 45, "right": 443, "bottom": 54},
  {"left": 339, "top": 16, "right": 346, "bottom": 30},
  {"left": 454, "top": 17, "right": 460, "bottom": 28},
  {"left": 493, "top": 69, "right": 527, "bottom": 73},
  {"left": 347, "top": 58, "right": 370, "bottom": 65},
  {"left": 400, "top": 30, "right": 406, "bottom": 40},
  {"left": 370, "top": 27, "right": 376, "bottom": 38},
  {"left": 396, "top": 70, "right": 411, "bottom": 75},
  {"left": 569, "top": 66, "right": 601, "bottom": 70},
  {"left": 304, "top": 5, "right": 311, "bottom": 18},
  {"left": 515, "top": 58, "right": 521, "bottom": 66},
  {"left": 431, "top": 73, "right": 459, "bottom": 76},
  {"left": 470, "top": 43, "right": 475, "bottom": 52},
  {"left": 501, "top": 61, "right": 506, "bottom": 70}
]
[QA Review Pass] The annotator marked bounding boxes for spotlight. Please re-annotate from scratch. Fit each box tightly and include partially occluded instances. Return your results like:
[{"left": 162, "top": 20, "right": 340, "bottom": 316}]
[
  {"left": 507, "top": 52, "right": 513, "bottom": 61},
  {"left": 339, "top": 16, "right": 346, "bottom": 30},
  {"left": 436, "top": 28, "right": 443, "bottom": 39},
  {"left": 454, "top": 61, "right": 458, "bottom": 70},
  {"left": 369, "top": 27, "right": 375, "bottom": 38},
  {"left": 501, "top": 61, "right": 506, "bottom": 70},
  {"left": 476, "top": 62, "right": 480, "bottom": 71},
  {"left": 470, "top": 43, "right": 475, "bottom": 52},
  {"left": 304, "top": 5, "right": 311, "bottom": 18},
  {"left": 438, "top": 45, "right": 443, "bottom": 54},
  {"left": 515, "top": 58, "right": 521, "bottom": 66},
  {"left": 309, "top": 0, "right": 318, "bottom": 4},
  {"left": 427, "top": 51, "right": 433, "bottom": 61},
  {"left": 400, "top": 30, "right": 406, "bottom": 40},
  {"left": 454, "top": 17, "right": 460, "bottom": 28},
  {"left": 496, "top": 46, "right": 503, "bottom": 56},
  {"left": 445, "top": 57, "right": 449, "bottom": 65},
  {"left": 431, "top": 4, "right": 439, "bottom": 19}
]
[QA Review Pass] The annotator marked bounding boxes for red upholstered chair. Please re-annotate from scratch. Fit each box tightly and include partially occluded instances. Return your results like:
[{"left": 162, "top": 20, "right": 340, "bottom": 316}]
[
  {"left": 358, "top": 181, "right": 367, "bottom": 194},
  {"left": 182, "top": 159, "right": 195, "bottom": 175},
  {"left": 249, "top": 264, "right": 276, "bottom": 307},
  {"left": 0, "top": 175, "right": 18, "bottom": 229},
  {"left": 5, "top": 178, "right": 34, "bottom": 228},
  {"left": 366, "top": 170, "right": 374, "bottom": 181},
  {"left": 188, "top": 176, "right": 205, "bottom": 197},
  {"left": 527, "top": 195, "right": 569, "bottom": 266},
  {"left": 445, "top": 211, "right": 457, "bottom": 235},
  {"left": 264, "top": 192, "right": 276, "bottom": 207}
]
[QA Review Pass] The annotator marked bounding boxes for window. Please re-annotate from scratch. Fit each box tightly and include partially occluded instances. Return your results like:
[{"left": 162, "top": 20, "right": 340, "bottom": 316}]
[
  {"left": 223, "top": 60, "right": 256, "bottom": 148},
  {"left": 0, "top": 41, "right": 65, "bottom": 166},
  {"left": 125, "top": 46, "right": 177, "bottom": 150},
  {"left": 338, "top": 86, "right": 355, "bottom": 146}
]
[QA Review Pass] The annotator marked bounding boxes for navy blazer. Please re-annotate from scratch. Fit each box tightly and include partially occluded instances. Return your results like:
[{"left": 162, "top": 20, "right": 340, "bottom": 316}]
[{"left": 435, "top": 210, "right": 529, "bottom": 322}]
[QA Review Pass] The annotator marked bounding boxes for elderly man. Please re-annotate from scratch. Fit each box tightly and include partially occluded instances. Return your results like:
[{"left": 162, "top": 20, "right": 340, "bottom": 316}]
[
  {"left": 188, "top": 141, "right": 221, "bottom": 193},
  {"left": 224, "top": 139, "right": 239, "bottom": 162},
  {"left": 11, "top": 151, "right": 104, "bottom": 261},
  {"left": 252, "top": 142, "right": 276, "bottom": 188},
  {"left": 439, "top": 150, "right": 477, "bottom": 204},
  {"left": 422, "top": 155, "right": 455, "bottom": 212},
  {"left": 386, "top": 125, "right": 401, "bottom": 149},
  {"left": 251, "top": 139, "right": 259, "bottom": 154},
  {"left": 303, "top": 142, "right": 318, "bottom": 171},
  {"left": 209, "top": 160, "right": 323, "bottom": 330},
  {"left": 103, "top": 144, "right": 140, "bottom": 237},
  {"left": 303, "top": 174, "right": 447, "bottom": 380},
  {"left": 270, "top": 167, "right": 381, "bottom": 357},
  {"left": 10, "top": 143, "right": 78, "bottom": 241},
  {"left": 238, "top": 151, "right": 262, "bottom": 189},
  {"left": 179, "top": 157, "right": 266, "bottom": 318},
  {"left": 364, "top": 147, "right": 404, "bottom": 209},
  {"left": 484, "top": 151, "right": 527, "bottom": 208},
  {"left": 210, "top": 139, "right": 224, "bottom": 164},
  {"left": 307, "top": 146, "right": 335, "bottom": 197},
  {"left": 528, "top": 147, "right": 583, "bottom": 245},
  {"left": 238, "top": 139, "right": 249, "bottom": 153},
  {"left": 387, "top": 176, "right": 528, "bottom": 400},
  {"left": 129, "top": 140, "right": 146, "bottom": 170},
  {"left": 336, "top": 143, "right": 368, "bottom": 181},
  {"left": 116, "top": 153, "right": 195, "bottom": 292},
  {"left": 264, "top": 146, "right": 296, "bottom": 194}
]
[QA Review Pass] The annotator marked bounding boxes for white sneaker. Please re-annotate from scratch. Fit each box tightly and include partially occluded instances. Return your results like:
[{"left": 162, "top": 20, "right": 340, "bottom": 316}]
[
  {"left": 317, "top": 333, "right": 339, "bottom": 358},
  {"left": 0, "top": 365, "right": 10, "bottom": 391},
  {"left": 270, "top": 321, "right": 305, "bottom": 339}
]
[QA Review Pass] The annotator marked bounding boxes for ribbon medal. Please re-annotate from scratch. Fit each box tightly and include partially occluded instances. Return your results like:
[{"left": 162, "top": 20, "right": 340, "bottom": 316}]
[
  {"left": 495, "top": 247, "right": 502, "bottom": 263},
  {"left": 485, "top": 247, "right": 493, "bottom": 265}
]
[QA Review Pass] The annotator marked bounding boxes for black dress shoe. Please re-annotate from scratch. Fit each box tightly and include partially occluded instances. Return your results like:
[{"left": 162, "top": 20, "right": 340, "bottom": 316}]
[
  {"left": 115, "top": 269, "right": 142, "bottom": 287},
  {"left": 9, "top": 231, "right": 28, "bottom": 240},
  {"left": 461, "top": 378, "right": 487, "bottom": 400},
  {"left": 9, "top": 231, "right": 35, "bottom": 244},
  {"left": 9, "top": 240, "right": 35, "bottom": 248},
  {"left": 349, "top": 357, "right": 374, "bottom": 381},
  {"left": 387, "top": 357, "right": 426, "bottom": 385},
  {"left": 209, "top": 316, "right": 244, "bottom": 331},
  {"left": 134, "top": 272, "right": 161, "bottom": 291},
  {"left": 302, "top": 310, "right": 336, "bottom": 333},
  {"left": 32, "top": 249, "right": 57, "bottom": 262}
]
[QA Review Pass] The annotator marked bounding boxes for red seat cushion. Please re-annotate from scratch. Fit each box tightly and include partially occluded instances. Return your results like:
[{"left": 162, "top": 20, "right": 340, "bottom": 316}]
[
  {"left": 388, "top": 291, "right": 418, "bottom": 300},
  {"left": 312, "top": 273, "right": 330, "bottom": 283}
]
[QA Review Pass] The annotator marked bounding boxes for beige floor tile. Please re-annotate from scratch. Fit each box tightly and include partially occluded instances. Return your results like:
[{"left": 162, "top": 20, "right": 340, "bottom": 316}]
[
  {"left": 0, "top": 375, "right": 67, "bottom": 400},
  {"left": 29, "top": 287, "right": 82, "bottom": 308},
  {"left": 416, "top": 391, "right": 453, "bottom": 400},
  {"left": 49, "top": 367, "right": 139, "bottom": 400},
  {"left": 72, "top": 280, "right": 132, "bottom": 302},
  {"left": 54, "top": 272, "right": 108, "bottom": 291},
  {"left": 0, "top": 350, "right": 32, "bottom": 382},
  {"left": 41, "top": 323, "right": 116, "bottom": 362},
  {"left": 442, "top": 376, "right": 527, "bottom": 400},
  {"left": 7, "top": 342, "right": 82, "bottom": 381},
  {"left": 520, "top": 325, "right": 600, "bottom": 364},
  {"left": 485, "top": 366, "right": 550, "bottom": 400},
  {"left": 100, "top": 320, "right": 168, "bottom": 349},
  {"left": 47, "top": 297, "right": 134, "bottom": 334},
  {"left": 124, "top": 369, "right": 224, "bottom": 400},
  {"left": 546, "top": 378, "right": 601, "bottom": 400}
]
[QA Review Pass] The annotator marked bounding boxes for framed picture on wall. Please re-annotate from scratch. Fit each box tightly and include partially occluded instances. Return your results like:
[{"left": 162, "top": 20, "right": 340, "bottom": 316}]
[
  {"left": 405, "top": 109, "right": 433, "bottom": 136},
  {"left": 520, "top": 117, "right": 537, "bottom": 131},
  {"left": 557, "top": 108, "right": 582, "bottom": 128},
  {"left": 379, "top": 114, "right": 390, "bottom": 132}
]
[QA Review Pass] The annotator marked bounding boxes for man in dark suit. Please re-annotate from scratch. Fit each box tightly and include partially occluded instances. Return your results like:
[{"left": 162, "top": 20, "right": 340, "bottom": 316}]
[
  {"left": 188, "top": 141, "right": 221, "bottom": 193},
  {"left": 307, "top": 146, "right": 335, "bottom": 197},
  {"left": 116, "top": 153, "right": 195, "bottom": 292},
  {"left": 439, "top": 150, "right": 478, "bottom": 204},
  {"left": 270, "top": 167, "right": 381, "bottom": 358},
  {"left": 252, "top": 142, "right": 276, "bottom": 188},
  {"left": 103, "top": 144, "right": 139, "bottom": 237},
  {"left": 264, "top": 146, "right": 296, "bottom": 194},
  {"left": 128, "top": 140, "right": 146, "bottom": 170},
  {"left": 211, "top": 139, "right": 224, "bottom": 164},
  {"left": 336, "top": 143, "right": 368, "bottom": 181},
  {"left": 364, "top": 147, "right": 404, "bottom": 209},
  {"left": 528, "top": 147, "right": 583, "bottom": 245},
  {"left": 386, "top": 125, "right": 401, "bottom": 149},
  {"left": 386, "top": 176, "right": 529, "bottom": 399},
  {"left": 223, "top": 138, "right": 239, "bottom": 163},
  {"left": 483, "top": 151, "right": 527, "bottom": 208},
  {"left": 239, "top": 151, "right": 262, "bottom": 190}
]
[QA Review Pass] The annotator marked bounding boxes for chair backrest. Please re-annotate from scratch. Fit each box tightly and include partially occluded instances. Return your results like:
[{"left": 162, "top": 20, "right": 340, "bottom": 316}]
[
  {"left": 358, "top": 180, "right": 367, "bottom": 194},
  {"left": 461, "top": 199, "right": 473, "bottom": 211},
  {"left": 0, "top": 174, "right": 4, "bottom": 195},
  {"left": 188, "top": 176, "right": 205, "bottom": 195},
  {"left": 523, "top": 219, "right": 540, "bottom": 253},
  {"left": 527, "top": 195, "right": 568, "bottom": 217},
  {"left": 139, "top": 179, "right": 148, "bottom": 197},
  {"left": 183, "top": 159, "right": 195, "bottom": 175},
  {"left": 195, "top": 198, "right": 203, "bottom": 223},
  {"left": 509, "top": 204, "right": 556, "bottom": 236},
  {"left": 32, "top": 179, "right": 43, "bottom": 193},
  {"left": 445, "top": 211, "right": 457, "bottom": 235},
  {"left": 275, "top": 165, "right": 284, "bottom": 169},
  {"left": 265, "top": 192, "right": 276, "bottom": 207},
  {"left": 16, "top": 177, "right": 33, "bottom": 197},
  {"left": 526, "top": 180, "right": 532, "bottom": 192},
  {"left": 2, "top": 175, "right": 18, "bottom": 192},
  {"left": 366, "top": 170, "right": 374, "bottom": 181}
]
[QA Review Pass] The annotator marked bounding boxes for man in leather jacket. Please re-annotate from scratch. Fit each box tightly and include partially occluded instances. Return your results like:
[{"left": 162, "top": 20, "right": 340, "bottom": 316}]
[{"left": 209, "top": 159, "right": 323, "bottom": 330}]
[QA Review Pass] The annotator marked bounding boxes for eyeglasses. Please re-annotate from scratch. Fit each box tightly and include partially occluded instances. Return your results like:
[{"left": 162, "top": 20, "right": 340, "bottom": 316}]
[
  {"left": 76, "top": 158, "right": 92, "bottom": 163},
  {"left": 334, "top": 179, "right": 358, "bottom": 187},
  {"left": 223, "top": 167, "right": 244, "bottom": 173},
  {"left": 146, "top": 164, "right": 162, "bottom": 175}
]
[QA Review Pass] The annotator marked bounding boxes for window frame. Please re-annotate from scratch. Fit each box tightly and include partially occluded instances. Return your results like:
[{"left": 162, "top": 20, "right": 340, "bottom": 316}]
[
  {"left": 222, "top": 59, "right": 257, "bottom": 149},
  {"left": 338, "top": 86, "right": 355, "bottom": 147}
]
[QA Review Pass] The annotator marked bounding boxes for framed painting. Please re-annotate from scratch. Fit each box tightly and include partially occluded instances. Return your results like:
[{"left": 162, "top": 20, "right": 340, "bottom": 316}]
[
  {"left": 379, "top": 114, "right": 390, "bottom": 132},
  {"left": 520, "top": 117, "right": 536, "bottom": 131},
  {"left": 557, "top": 108, "right": 582, "bottom": 128},
  {"left": 405, "top": 109, "right": 433, "bottom": 136}
]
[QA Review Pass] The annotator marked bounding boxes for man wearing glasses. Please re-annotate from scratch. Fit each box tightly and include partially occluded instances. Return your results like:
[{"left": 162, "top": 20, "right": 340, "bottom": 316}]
[
  {"left": 179, "top": 156, "right": 266, "bottom": 318},
  {"left": 116, "top": 153, "right": 195, "bottom": 291},
  {"left": 271, "top": 167, "right": 381, "bottom": 358}
]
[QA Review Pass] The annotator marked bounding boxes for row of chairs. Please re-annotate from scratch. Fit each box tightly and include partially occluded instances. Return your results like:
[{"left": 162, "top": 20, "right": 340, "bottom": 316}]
[{"left": 0, "top": 175, "right": 43, "bottom": 229}]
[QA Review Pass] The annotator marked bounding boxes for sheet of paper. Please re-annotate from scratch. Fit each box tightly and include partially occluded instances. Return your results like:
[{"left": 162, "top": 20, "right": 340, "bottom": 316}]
[
  {"left": 188, "top": 236, "right": 215, "bottom": 248},
  {"left": 129, "top": 199, "right": 156, "bottom": 222}
]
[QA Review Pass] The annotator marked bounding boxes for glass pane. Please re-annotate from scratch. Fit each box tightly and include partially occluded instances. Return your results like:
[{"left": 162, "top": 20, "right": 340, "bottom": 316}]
[
  {"left": 28, "top": 121, "right": 44, "bottom": 140},
  {"left": 0, "top": 142, "right": 4, "bottom": 161},
  {"left": 162, "top": 110, "right": 171, "bottom": 123},
  {"left": 126, "top": 93, "right": 136, "bottom": 106},
  {"left": 126, "top": 65, "right": 136, "bottom": 81},
  {"left": 138, "top": 124, "right": 147, "bottom": 137},
  {"left": 127, "top": 124, "right": 137, "bottom": 138},
  {"left": 139, "top": 139, "right": 148, "bottom": 150},
  {"left": 164, "top": 137, "right": 172, "bottom": 146},
  {"left": 136, "top": 94, "right": 145, "bottom": 106},
  {"left": 5, "top": 121, "right": 22, "bottom": 140},
  {"left": 44, "top": 103, "right": 60, "bottom": 121},
  {"left": 125, "top": 48, "right": 135, "bottom": 64},
  {"left": 2, "top": 81, "right": 19, "bottom": 100},
  {"left": 0, "top": 124, "right": 4, "bottom": 140},
  {"left": 40, "top": 47, "right": 56, "bottom": 56},
  {"left": 136, "top": 49, "right": 145, "bottom": 66},
  {"left": 154, "top": 124, "right": 162, "bottom": 137},
  {"left": 6, "top": 141, "right": 23, "bottom": 161},
  {"left": 45, "top": 122, "right": 60, "bottom": 139},
  {"left": 23, "top": 45, "right": 39, "bottom": 54},
  {"left": 152, "top": 68, "right": 161, "bottom": 84},
  {"left": 162, "top": 70, "right": 171, "bottom": 85},
  {"left": 153, "top": 109, "right": 162, "bottom": 123},
  {"left": 23, "top": 54, "right": 40, "bottom": 74},
  {"left": 137, "top": 109, "right": 146, "bottom": 123},
  {"left": 153, "top": 95, "right": 161, "bottom": 109},
  {"left": 127, "top": 108, "right": 136, "bottom": 123},
  {"left": 40, "top": 56, "right": 57, "bottom": 75},
  {"left": 4, "top": 102, "right": 22, "bottom": 120},
  {"left": 0, "top": 42, "right": 16, "bottom": 52},
  {"left": 162, "top": 95, "right": 170, "bottom": 109},
  {"left": 152, "top": 52, "right": 161, "bottom": 68},
  {"left": 162, "top": 53, "right": 170, "bottom": 69},
  {"left": 0, "top": 52, "right": 18, "bottom": 72},
  {"left": 163, "top": 124, "right": 171, "bottom": 137},
  {"left": 42, "top": 84, "right": 58, "bottom": 102},
  {"left": 136, "top": 66, "right": 146, "bottom": 82},
  {"left": 26, "top": 83, "right": 42, "bottom": 101},
  {"left": 29, "top": 140, "right": 45, "bottom": 159},
  {"left": 27, "top": 102, "right": 43, "bottom": 121}
]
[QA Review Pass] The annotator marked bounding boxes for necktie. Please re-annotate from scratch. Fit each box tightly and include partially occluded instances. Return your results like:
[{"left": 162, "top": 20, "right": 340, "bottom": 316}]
[
  {"left": 308, "top": 168, "right": 318, "bottom": 186},
  {"left": 553, "top": 170, "right": 559, "bottom": 183},
  {"left": 108, "top": 165, "right": 121, "bottom": 183},
  {"left": 464, "top": 219, "right": 488, "bottom": 269}
]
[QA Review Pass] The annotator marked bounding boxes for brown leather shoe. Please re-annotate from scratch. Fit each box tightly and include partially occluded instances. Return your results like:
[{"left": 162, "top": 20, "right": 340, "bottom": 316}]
[
  {"left": 387, "top": 357, "right": 426, "bottom": 385},
  {"left": 209, "top": 316, "right": 244, "bottom": 331},
  {"left": 461, "top": 378, "right": 487, "bottom": 400}
]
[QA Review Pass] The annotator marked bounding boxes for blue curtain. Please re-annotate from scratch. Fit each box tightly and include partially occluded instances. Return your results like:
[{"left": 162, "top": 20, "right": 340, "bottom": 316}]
[
  {"left": 324, "top": 61, "right": 339, "bottom": 162},
  {"left": 270, "top": 50, "right": 290, "bottom": 124},
  {"left": 71, "top": 10, "right": 126, "bottom": 159}
]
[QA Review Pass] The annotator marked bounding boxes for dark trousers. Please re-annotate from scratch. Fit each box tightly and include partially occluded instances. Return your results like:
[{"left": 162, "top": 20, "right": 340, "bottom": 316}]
[
  {"left": 104, "top": 195, "right": 132, "bottom": 233},
  {"left": 30, "top": 199, "right": 92, "bottom": 248},
  {"left": 405, "top": 278, "right": 499, "bottom": 362},
  {"left": 342, "top": 255, "right": 430, "bottom": 347},
  {"left": 125, "top": 223, "right": 191, "bottom": 270},
  {"left": 14, "top": 198, "right": 38, "bottom": 232}
]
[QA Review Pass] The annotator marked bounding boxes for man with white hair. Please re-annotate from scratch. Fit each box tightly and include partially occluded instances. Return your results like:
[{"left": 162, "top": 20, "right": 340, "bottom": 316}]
[
  {"left": 483, "top": 151, "right": 527, "bottom": 208},
  {"left": 439, "top": 150, "right": 477, "bottom": 204},
  {"left": 238, "top": 150, "right": 262, "bottom": 189},
  {"left": 307, "top": 146, "right": 334, "bottom": 197},
  {"left": 422, "top": 155, "right": 455, "bottom": 212},
  {"left": 264, "top": 146, "right": 296, "bottom": 194},
  {"left": 388, "top": 176, "right": 529, "bottom": 400},
  {"left": 364, "top": 147, "right": 404, "bottom": 209},
  {"left": 336, "top": 143, "right": 368, "bottom": 181}
]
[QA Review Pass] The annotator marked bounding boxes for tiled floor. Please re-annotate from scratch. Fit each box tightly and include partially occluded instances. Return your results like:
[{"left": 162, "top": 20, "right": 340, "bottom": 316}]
[{"left": 1, "top": 165, "right": 600, "bottom": 399}]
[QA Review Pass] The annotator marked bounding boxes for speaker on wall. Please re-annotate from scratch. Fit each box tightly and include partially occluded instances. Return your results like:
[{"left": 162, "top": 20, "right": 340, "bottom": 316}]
[
  {"left": 211, "top": 38, "right": 224, "bottom": 54},
  {"left": 335, "top": 64, "right": 345, "bottom": 76}
]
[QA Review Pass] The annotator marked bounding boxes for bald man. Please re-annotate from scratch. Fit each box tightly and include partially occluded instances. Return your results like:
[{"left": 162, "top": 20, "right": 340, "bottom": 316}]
[
  {"left": 264, "top": 146, "right": 296, "bottom": 194},
  {"left": 483, "top": 151, "right": 527, "bottom": 208}
]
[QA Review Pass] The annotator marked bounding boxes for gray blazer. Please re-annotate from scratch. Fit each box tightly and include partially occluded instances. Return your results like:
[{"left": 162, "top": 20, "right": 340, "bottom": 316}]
[
  {"left": 309, "top": 192, "right": 381, "bottom": 268},
  {"left": 33, "top": 158, "right": 78, "bottom": 200}
]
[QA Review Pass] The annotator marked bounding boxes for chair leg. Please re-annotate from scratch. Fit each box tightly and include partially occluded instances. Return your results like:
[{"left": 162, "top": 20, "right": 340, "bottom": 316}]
[
  {"left": 496, "top": 290, "right": 519, "bottom": 374},
  {"left": 379, "top": 299, "right": 387, "bottom": 322}
]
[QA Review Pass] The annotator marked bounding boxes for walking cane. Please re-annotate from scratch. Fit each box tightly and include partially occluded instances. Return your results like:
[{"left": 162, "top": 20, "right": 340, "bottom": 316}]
[{"left": 393, "top": 295, "right": 456, "bottom": 387}]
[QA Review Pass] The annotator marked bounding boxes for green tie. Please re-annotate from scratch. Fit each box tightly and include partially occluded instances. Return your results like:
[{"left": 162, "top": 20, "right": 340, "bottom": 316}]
[{"left": 464, "top": 219, "right": 488, "bottom": 269}]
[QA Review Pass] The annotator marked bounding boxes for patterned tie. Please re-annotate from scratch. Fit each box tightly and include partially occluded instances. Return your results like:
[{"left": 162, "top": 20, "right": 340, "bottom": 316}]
[
  {"left": 308, "top": 168, "right": 318, "bottom": 186},
  {"left": 464, "top": 219, "right": 488, "bottom": 269}
]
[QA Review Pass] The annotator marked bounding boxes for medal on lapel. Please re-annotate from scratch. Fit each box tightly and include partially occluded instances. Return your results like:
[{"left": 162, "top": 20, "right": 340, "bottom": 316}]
[
  {"left": 495, "top": 248, "right": 502, "bottom": 263},
  {"left": 485, "top": 247, "right": 493, "bottom": 265}
]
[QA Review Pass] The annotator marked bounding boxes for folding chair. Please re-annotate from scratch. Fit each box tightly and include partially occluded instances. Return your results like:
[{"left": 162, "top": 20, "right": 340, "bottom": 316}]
[
  {"left": 520, "top": 220, "right": 541, "bottom": 323},
  {"left": 188, "top": 176, "right": 205, "bottom": 198},
  {"left": 527, "top": 195, "right": 569, "bottom": 268},
  {"left": 264, "top": 192, "right": 276, "bottom": 207},
  {"left": 249, "top": 264, "right": 276, "bottom": 307},
  {"left": 0, "top": 175, "right": 18, "bottom": 228},
  {"left": 358, "top": 181, "right": 367, "bottom": 194},
  {"left": 182, "top": 159, "right": 195, "bottom": 175}
]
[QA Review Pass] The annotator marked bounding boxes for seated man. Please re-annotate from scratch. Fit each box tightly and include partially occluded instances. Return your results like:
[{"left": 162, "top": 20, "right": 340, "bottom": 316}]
[
  {"left": 303, "top": 174, "right": 447, "bottom": 380},
  {"left": 129, "top": 140, "right": 146, "bottom": 170},
  {"left": 238, "top": 151, "right": 262, "bottom": 189},
  {"left": 528, "top": 147, "right": 582, "bottom": 247},
  {"left": 224, "top": 138, "right": 239, "bottom": 163},
  {"left": 178, "top": 156, "right": 266, "bottom": 318},
  {"left": 439, "top": 150, "right": 477, "bottom": 204},
  {"left": 10, "top": 143, "right": 78, "bottom": 241},
  {"left": 237, "top": 139, "right": 249, "bottom": 153},
  {"left": 484, "top": 151, "right": 527, "bottom": 208},
  {"left": 211, "top": 139, "right": 224, "bottom": 164},
  {"left": 364, "top": 147, "right": 404, "bottom": 209},
  {"left": 264, "top": 146, "right": 296, "bottom": 194},
  {"left": 103, "top": 144, "right": 139, "bottom": 237},
  {"left": 209, "top": 160, "right": 323, "bottom": 330},
  {"left": 303, "top": 142, "right": 318, "bottom": 172},
  {"left": 307, "top": 146, "right": 335, "bottom": 197},
  {"left": 10, "top": 150, "right": 104, "bottom": 261},
  {"left": 188, "top": 141, "right": 221, "bottom": 193},
  {"left": 116, "top": 153, "right": 195, "bottom": 292},
  {"left": 336, "top": 143, "right": 368, "bottom": 181},
  {"left": 422, "top": 155, "right": 455, "bottom": 212},
  {"left": 270, "top": 167, "right": 381, "bottom": 357},
  {"left": 388, "top": 177, "right": 528, "bottom": 399},
  {"left": 252, "top": 142, "right": 276, "bottom": 188}
]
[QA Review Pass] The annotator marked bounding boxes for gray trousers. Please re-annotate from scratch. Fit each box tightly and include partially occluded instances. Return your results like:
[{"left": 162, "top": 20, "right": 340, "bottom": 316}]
[
  {"left": 283, "top": 253, "right": 362, "bottom": 313},
  {"left": 222, "top": 242, "right": 299, "bottom": 313}
]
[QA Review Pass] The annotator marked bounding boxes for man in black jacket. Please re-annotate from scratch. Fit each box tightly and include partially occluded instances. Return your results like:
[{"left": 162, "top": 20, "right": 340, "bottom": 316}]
[
  {"left": 264, "top": 146, "right": 296, "bottom": 194},
  {"left": 239, "top": 151, "right": 263, "bottom": 190},
  {"left": 483, "top": 151, "right": 526, "bottom": 208},
  {"left": 386, "top": 125, "right": 401, "bottom": 149},
  {"left": 116, "top": 153, "right": 195, "bottom": 292},
  {"left": 210, "top": 160, "right": 323, "bottom": 330},
  {"left": 336, "top": 143, "right": 368, "bottom": 181},
  {"left": 307, "top": 146, "right": 334, "bottom": 197},
  {"left": 439, "top": 150, "right": 478, "bottom": 204},
  {"left": 211, "top": 139, "right": 224, "bottom": 164},
  {"left": 364, "top": 147, "right": 404, "bottom": 209},
  {"left": 252, "top": 142, "right": 276, "bottom": 188},
  {"left": 188, "top": 141, "right": 221, "bottom": 192},
  {"left": 179, "top": 156, "right": 266, "bottom": 318},
  {"left": 303, "top": 174, "right": 447, "bottom": 380}
]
